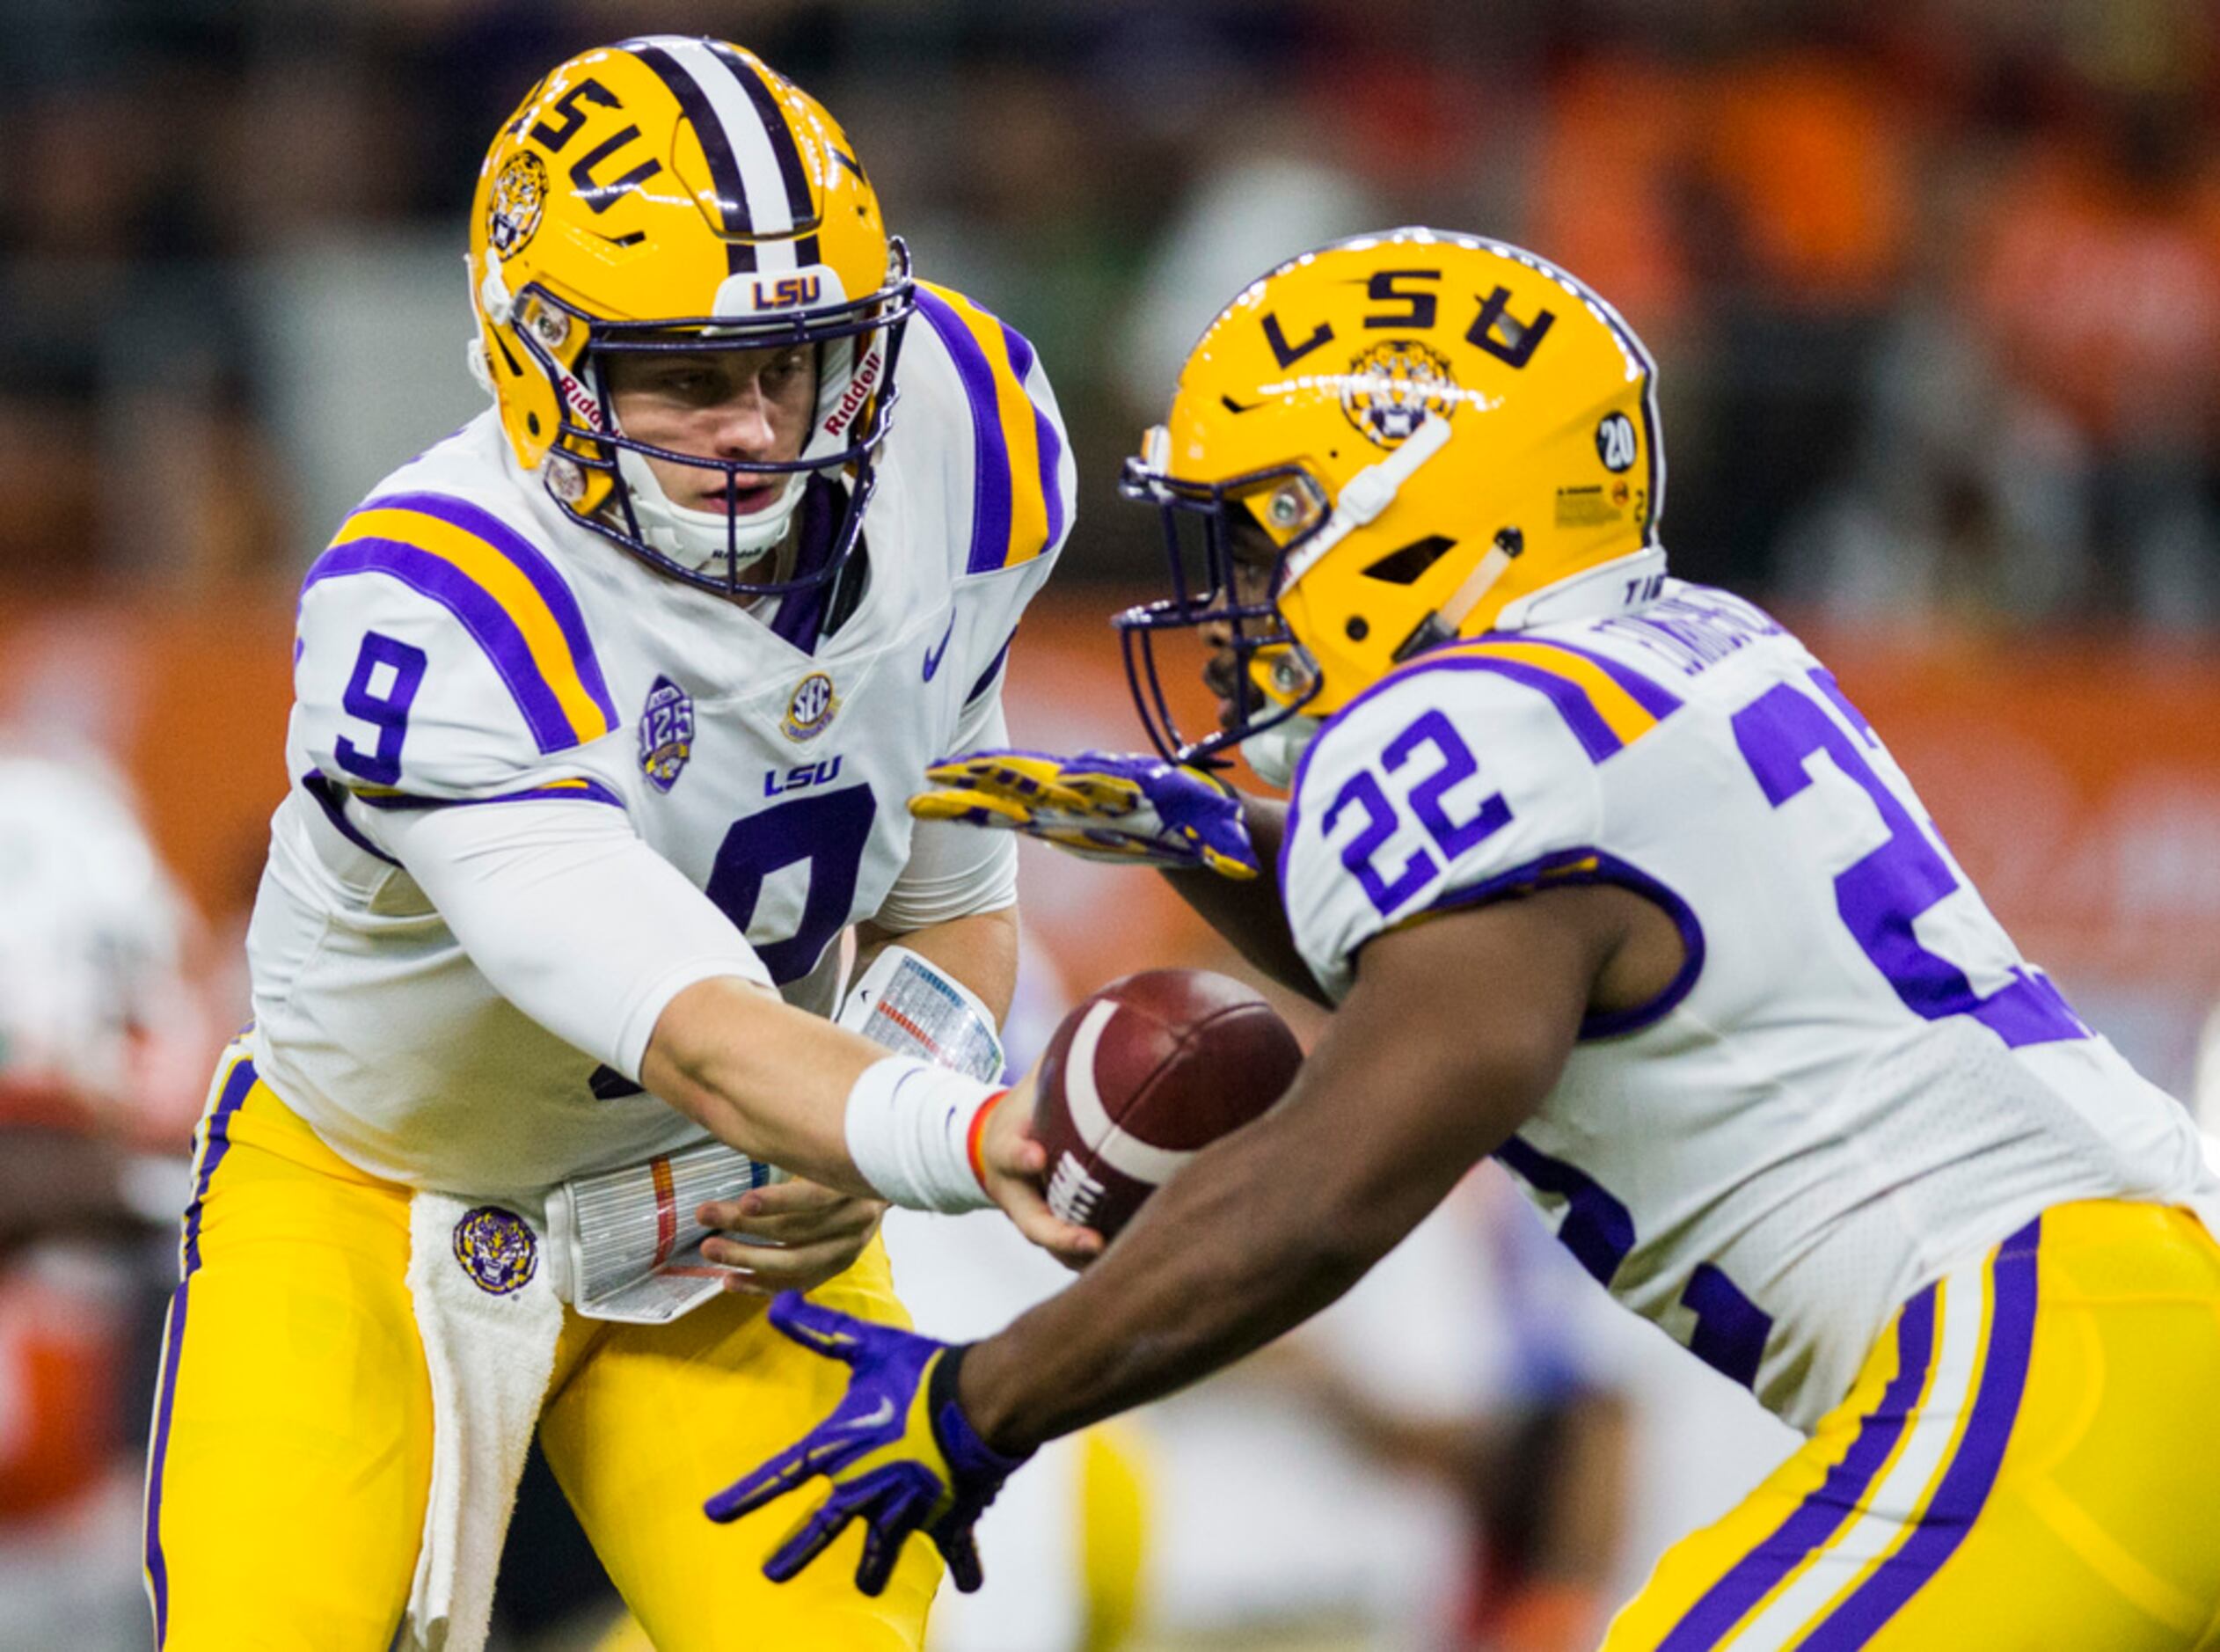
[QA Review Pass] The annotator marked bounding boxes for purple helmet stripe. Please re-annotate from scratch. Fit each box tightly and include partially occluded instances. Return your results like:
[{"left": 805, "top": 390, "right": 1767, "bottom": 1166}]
[
  {"left": 1800, "top": 1218, "right": 2041, "bottom": 1650},
  {"left": 999, "top": 319, "right": 1065, "bottom": 552},
  {"left": 914, "top": 288, "right": 1015, "bottom": 574},
  {"left": 624, "top": 39, "right": 756, "bottom": 275},
  {"left": 361, "top": 493, "right": 616, "bottom": 727},
  {"left": 1656, "top": 1284, "right": 1940, "bottom": 1649},
  {"left": 305, "top": 540, "right": 577, "bottom": 753},
  {"left": 147, "top": 1053, "right": 259, "bottom": 1642},
  {"left": 706, "top": 40, "right": 820, "bottom": 267}
]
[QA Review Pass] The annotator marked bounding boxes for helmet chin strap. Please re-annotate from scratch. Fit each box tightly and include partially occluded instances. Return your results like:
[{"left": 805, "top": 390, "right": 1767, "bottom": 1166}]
[{"left": 613, "top": 445, "right": 805, "bottom": 573}]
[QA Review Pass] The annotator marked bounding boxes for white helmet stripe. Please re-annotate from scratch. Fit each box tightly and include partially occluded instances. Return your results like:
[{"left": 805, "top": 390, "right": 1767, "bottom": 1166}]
[{"left": 637, "top": 36, "right": 800, "bottom": 273}]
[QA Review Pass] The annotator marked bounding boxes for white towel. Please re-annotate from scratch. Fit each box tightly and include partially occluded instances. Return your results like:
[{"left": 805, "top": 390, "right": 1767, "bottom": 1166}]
[{"left": 401, "top": 1191, "right": 565, "bottom": 1652}]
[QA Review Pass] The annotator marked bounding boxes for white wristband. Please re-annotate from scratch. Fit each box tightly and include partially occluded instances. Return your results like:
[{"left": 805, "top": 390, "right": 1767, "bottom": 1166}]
[{"left": 843, "top": 1055, "right": 1004, "bottom": 1213}]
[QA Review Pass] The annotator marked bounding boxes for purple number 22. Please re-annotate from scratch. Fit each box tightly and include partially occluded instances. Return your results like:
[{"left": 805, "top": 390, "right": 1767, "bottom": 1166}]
[{"left": 1323, "top": 709, "right": 1513, "bottom": 916}]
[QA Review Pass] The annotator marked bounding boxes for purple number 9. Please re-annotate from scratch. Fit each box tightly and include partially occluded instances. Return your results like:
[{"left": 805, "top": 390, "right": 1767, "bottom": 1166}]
[
  {"left": 1732, "top": 675, "right": 2085, "bottom": 1049},
  {"left": 334, "top": 631, "right": 427, "bottom": 786}
]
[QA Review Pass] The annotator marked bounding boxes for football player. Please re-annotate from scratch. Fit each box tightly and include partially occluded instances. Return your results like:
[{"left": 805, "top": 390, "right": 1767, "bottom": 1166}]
[
  {"left": 142, "top": 37, "right": 1089, "bottom": 1652},
  {"left": 721, "top": 230, "right": 2220, "bottom": 1648}
]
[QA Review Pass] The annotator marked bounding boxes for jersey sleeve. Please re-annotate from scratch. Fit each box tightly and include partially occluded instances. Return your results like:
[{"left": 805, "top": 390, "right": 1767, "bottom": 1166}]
[
  {"left": 375, "top": 800, "right": 770, "bottom": 1083},
  {"left": 291, "top": 490, "right": 624, "bottom": 810},
  {"left": 873, "top": 695, "right": 1019, "bottom": 932},
  {"left": 1282, "top": 654, "right": 1619, "bottom": 1000},
  {"left": 907, "top": 281, "right": 1077, "bottom": 705}
]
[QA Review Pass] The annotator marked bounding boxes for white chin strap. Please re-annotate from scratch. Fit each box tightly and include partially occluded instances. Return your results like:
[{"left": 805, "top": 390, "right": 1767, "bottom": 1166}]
[
  {"left": 1239, "top": 715, "right": 1322, "bottom": 790},
  {"left": 614, "top": 447, "right": 804, "bottom": 572}
]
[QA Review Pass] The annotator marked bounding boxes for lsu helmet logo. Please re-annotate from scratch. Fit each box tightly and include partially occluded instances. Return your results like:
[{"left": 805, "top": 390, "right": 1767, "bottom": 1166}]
[
  {"left": 452, "top": 1205, "right": 539, "bottom": 1295},
  {"left": 487, "top": 152, "right": 549, "bottom": 257},
  {"left": 1340, "top": 339, "right": 1460, "bottom": 449}
]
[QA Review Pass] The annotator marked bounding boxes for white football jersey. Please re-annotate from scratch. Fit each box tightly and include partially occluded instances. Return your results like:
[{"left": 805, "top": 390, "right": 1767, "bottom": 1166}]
[
  {"left": 1282, "top": 569, "right": 2220, "bottom": 1430},
  {"left": 246, "top": 282, "right": 1073, "bottom": 1207}
]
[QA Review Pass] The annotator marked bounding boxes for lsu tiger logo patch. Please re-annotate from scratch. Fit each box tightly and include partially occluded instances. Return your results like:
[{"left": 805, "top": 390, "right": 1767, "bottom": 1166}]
[{"left": 452, "top": 1205, "right": 539, "bottom": 1295}]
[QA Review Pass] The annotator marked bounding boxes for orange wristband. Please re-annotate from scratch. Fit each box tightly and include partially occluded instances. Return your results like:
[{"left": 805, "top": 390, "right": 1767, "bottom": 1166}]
[{"left": 965, "top": 1089, "right": 1010, "bottom": 1194}]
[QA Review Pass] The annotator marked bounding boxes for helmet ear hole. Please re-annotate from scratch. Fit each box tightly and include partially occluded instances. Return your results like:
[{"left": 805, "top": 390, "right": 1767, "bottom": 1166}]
[{"left": 1362, "top": 534, "right": 1457, "bottom": 586}]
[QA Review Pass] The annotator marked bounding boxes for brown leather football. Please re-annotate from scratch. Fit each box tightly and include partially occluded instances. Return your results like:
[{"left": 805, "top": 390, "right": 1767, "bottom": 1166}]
[{"left": 1031, "top": 969, "right": 1303, "bottom": 1239}]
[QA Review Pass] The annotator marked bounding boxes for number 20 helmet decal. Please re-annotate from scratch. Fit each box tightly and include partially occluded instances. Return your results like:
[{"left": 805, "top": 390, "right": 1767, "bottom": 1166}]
[
  {"left": 1118, "top": 229, "right": 1663, "bottom": 765},
  {"left": 468, "top": 38, "right": 913, "bottom": 598}
]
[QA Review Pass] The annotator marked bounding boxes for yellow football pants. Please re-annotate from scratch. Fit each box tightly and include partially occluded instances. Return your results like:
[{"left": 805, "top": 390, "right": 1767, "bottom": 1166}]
[
  {"left": 142, "top": 1044, "right": 938, "bottom": 1649},
  {"left": 1604, "top": 1200, "right": 2220, "bottom": 1650}
]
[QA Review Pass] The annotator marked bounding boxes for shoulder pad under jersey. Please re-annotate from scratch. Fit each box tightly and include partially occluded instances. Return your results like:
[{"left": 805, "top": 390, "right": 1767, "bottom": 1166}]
[{"left": 1282, "top": 633, "right": 1688, "bottom": 999}]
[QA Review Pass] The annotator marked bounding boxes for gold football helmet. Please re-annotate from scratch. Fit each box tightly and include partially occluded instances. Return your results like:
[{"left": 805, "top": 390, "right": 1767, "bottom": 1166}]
[
  {"left": 468, "top": 36, "right": 911, "bottom": 596},
  {"left": 1119, "top": 229, "right": 1663, "bottom": 765}
]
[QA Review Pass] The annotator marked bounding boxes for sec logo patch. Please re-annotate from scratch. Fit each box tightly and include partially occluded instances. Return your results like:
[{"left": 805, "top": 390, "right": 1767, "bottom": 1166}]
[{"left": 781, "top": 672, "right": 839, "bottom": 742}]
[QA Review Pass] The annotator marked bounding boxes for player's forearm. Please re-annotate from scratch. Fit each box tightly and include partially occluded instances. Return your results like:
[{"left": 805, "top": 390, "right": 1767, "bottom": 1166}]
[
  {"left": 641, "top": 976, "right": 893, "bottom": 1198},
  {"left": 960, "top": 902, "right": 1593, "bottom": 1451},
  {"left": 1157, "top": 796, "right": 1327, "bottom": 1005},
  {"left": 958, "top": 1093, "right": 1428, "bottom": 1451}
]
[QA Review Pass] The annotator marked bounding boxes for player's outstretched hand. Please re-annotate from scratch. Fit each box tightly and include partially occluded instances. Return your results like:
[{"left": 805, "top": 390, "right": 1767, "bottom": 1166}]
[
  {"left": 705, "top": 1294, "right": 1031, "bottom": 1596},
  {"left": 974, "top": 1071, "right": 1103, "bottom": 1269},
  {"left": 909, "top": 749, "right": 1260, "bottom": 879},
  {"left": 697, "top": 1180, "right": 888, "bottom": 1297}
]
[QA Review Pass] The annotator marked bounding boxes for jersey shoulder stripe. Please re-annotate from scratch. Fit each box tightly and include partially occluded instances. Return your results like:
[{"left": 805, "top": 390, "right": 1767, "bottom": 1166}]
[
  {"left": 912, "top": 281, "right": 1066, "bottom": 574},
  {"left": 304, "top": 491, "right": 617, "bottom": 754},
  {"left": 1415, "top": 634, "right": 1683, "bottom": 761}
]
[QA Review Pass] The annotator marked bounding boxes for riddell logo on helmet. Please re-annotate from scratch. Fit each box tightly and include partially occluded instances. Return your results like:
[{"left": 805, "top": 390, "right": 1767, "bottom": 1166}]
[
  {"left": 557, "top": 369, "right": 603, "bottom": 429},
  {"left": 822, "top": 349, "right": 882, "bottom": 438}
]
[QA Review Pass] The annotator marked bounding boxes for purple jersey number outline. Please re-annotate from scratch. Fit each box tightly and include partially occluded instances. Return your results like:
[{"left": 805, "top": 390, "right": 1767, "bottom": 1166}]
[
  {"left": 334, "top": 630, "right": 427, "bottom": 786},
  {"left": 1495, "top": 1136, "right": 1774, "bottom": 1389},
  {"left": 1323, "top": 709, "right": 1513, "bottom": 916},
  {"left": 705, "top": 783, "right": 878, "bottom": 984},
  {"left": 1731, "top": 670, "right": 2085, "bottom": 1049}
]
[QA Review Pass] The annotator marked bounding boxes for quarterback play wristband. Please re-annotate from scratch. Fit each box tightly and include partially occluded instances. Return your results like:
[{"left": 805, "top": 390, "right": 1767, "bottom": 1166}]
[{"left": 843, "top": 1056, "right": 1004, "bottom": 1213}]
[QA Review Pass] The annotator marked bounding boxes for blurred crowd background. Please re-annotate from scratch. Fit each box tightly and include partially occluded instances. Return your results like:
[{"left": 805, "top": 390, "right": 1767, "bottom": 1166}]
[
  {"left": 4, "top": 1, "right": 2220, "bottom": 1648},
  {"left": 11, "top": 0, "right": 2220, "bottom": 628}
]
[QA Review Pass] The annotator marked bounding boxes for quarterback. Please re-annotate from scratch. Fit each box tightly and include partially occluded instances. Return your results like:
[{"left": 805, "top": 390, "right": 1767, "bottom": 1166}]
[
  {"left": 722, "top": 232, "right": 2220, "bottom": 1648},
  {"left": 142, "top": 36, "right": 1086, "bottom": 1652}
]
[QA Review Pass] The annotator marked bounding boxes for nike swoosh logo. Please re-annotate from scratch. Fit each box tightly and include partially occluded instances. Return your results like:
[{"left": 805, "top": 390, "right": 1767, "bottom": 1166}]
[
  {"left": 844, "top": 1396, "right": 896, "bottom": 1431},
  {"left": 922, "top": 614, "right": 955, "bottom": 681}
]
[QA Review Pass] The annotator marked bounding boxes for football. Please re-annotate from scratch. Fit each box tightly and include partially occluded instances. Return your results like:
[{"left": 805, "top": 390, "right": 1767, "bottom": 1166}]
[{"left": 1031, "top": 969, "right": 1304, "bottom": 1239}]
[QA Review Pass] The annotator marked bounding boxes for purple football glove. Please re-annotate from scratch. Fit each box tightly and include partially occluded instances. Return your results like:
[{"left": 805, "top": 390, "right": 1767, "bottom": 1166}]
[
  {"left": 909, "top": 749, "right": 1260, "bottom": 878},
  {"left": 705, "top": 1292, "right": 1030, "bottom": 1596}
]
